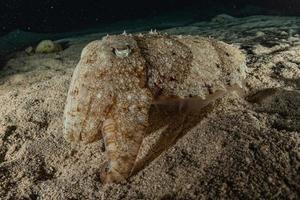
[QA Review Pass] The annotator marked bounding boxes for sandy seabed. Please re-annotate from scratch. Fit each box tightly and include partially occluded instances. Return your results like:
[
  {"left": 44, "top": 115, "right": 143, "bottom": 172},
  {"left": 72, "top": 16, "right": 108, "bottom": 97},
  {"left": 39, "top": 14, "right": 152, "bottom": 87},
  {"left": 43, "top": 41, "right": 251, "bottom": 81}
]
[{"left": 0, "top": 15, "right": 299, "bottom": 199}]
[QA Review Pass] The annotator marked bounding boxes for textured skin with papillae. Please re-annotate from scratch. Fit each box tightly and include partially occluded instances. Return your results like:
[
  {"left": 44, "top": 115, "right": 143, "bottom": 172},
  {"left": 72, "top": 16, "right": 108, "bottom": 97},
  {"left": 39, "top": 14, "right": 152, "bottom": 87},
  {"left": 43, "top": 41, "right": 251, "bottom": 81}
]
[{"left": 63, "top": 33, "right": 246, "bottom": 183}]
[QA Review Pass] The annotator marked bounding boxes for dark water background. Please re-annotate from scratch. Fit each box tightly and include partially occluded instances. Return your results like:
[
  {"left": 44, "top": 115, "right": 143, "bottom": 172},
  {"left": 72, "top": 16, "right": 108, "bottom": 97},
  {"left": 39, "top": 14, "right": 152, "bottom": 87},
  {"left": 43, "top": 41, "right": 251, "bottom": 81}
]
[
  {"left": 0, "top": 0, "right": 299, "bottom": 57},
  {"left": 0, "top": 0, "right": 299, "bottom": 35}
]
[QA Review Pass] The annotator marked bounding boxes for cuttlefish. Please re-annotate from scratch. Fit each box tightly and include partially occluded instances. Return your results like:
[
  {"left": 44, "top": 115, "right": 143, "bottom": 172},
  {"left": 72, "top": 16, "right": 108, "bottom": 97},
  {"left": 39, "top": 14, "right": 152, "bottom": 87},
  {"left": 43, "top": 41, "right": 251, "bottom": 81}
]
[{"left": 63, "top": 32, "right": 246, "bottom": 184}]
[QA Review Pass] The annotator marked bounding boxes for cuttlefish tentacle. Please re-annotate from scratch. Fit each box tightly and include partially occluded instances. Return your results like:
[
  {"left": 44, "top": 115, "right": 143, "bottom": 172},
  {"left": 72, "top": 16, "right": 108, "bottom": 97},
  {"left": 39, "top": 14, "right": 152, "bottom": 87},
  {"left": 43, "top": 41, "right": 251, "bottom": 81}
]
[{"left": 99, "top": 87, "right": 152, "bottom": 183}]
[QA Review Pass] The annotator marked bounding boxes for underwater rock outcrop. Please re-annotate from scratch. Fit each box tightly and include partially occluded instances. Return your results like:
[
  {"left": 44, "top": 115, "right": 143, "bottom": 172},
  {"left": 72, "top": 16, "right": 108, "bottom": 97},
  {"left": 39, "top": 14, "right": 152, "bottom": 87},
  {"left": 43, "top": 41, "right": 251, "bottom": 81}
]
[{"left": 63, "top": 33, "right": 246, "bottom": 183}]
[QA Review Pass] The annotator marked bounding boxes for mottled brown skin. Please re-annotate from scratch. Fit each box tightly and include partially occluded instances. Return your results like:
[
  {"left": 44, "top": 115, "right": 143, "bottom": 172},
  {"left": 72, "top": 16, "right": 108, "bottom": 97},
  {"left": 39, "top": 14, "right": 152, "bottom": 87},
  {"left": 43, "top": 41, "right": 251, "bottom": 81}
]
[
  {"left": 63, "top": 33, "right": 246, "bottom": 183},
  {"left": 64, "top": 35, "right": 152, "bottom": 183}
]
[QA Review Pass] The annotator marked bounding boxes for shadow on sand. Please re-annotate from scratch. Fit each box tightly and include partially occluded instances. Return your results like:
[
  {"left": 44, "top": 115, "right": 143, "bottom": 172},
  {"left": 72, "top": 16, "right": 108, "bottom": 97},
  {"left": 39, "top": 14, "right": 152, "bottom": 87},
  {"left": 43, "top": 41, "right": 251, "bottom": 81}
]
[{"left": 131, "top": 102, "right": 214, "bottom": 176}]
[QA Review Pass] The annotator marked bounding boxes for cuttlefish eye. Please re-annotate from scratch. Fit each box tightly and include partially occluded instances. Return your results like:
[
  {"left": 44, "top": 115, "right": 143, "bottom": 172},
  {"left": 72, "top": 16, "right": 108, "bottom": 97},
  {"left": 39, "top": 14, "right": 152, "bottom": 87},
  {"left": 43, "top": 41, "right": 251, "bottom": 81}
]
[{"left": 113, "top": 45, "right": 131, "bottom": 58}]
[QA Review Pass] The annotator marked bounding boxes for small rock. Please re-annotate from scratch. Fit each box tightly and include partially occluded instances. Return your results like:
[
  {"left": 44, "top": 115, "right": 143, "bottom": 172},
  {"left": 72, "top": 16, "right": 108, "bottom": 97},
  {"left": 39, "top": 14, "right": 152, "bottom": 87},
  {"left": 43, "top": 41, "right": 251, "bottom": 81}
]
[
  {"left": 245, "top": 157, "right": 251, "bottom": 164},
  {"left": 25, "top": 46, "right": 34, "bottom": 54},
  {"left": 35, "top": 40, "right": 63, "bottom": 54},
  {"left": 256, "top": 31, "right": 265, "bottom": 37},
  {"left": 267, "top": 177, "right": 274, "bottom": 184},
  {"left": 186, "top": 184, "right": 192, "bottom": 190}
]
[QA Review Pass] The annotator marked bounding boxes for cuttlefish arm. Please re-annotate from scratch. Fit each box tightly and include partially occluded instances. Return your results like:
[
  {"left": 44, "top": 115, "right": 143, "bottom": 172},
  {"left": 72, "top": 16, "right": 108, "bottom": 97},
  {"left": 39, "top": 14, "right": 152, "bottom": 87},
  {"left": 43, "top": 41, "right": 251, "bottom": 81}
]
[{"left": 100, "top": 89, "right": 152, "bottom": 183}]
